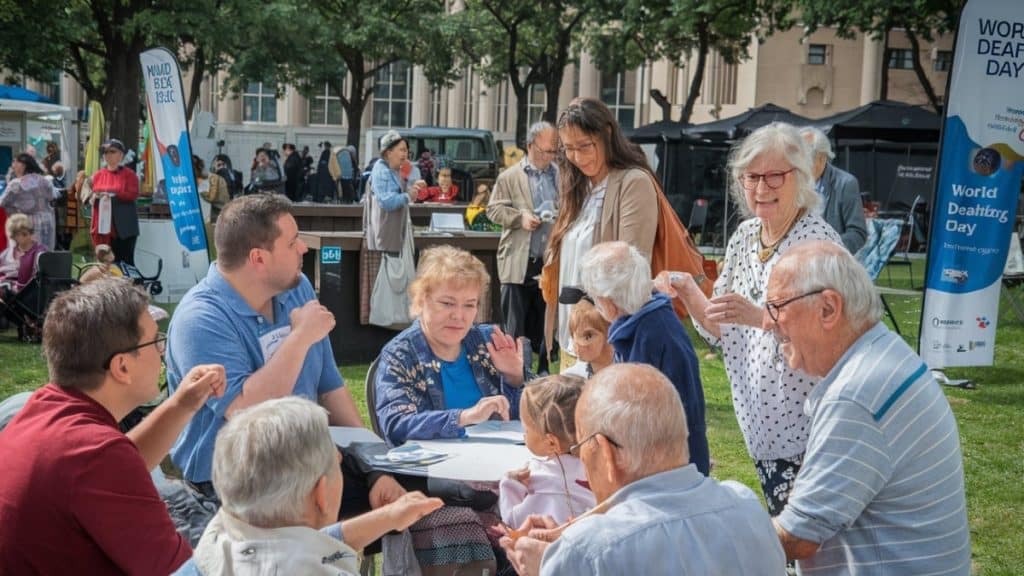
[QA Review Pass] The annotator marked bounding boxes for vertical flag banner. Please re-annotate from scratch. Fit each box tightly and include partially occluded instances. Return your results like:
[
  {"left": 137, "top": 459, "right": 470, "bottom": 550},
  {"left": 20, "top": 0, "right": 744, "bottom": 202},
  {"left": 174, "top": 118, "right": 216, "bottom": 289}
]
[
  {"left": 920, "top": 0, "right": 1024, "bottom": 367},
  {"left": 140, "top": 47, "right": 208, "bottom": 253}
]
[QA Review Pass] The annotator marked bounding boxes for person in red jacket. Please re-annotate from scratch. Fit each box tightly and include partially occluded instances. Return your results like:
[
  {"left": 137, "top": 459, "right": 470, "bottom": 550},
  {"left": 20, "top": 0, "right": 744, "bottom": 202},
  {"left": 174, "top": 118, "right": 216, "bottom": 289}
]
[
  {"left": 90, "top": 138, "right": 140, "bottom": 265},
  {"left": 0, "top": 278, "right": 226, "bottom": 575}
]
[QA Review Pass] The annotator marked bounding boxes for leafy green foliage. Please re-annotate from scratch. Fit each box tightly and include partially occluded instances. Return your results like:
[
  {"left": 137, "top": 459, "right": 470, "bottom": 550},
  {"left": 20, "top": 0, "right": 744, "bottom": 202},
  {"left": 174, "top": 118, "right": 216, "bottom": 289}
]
[
  {"left": 457, "top": 0, "right": 596, "bottom": 146},
  {"left": 586, "top": 0, "right": 791, "bottom": 123}
]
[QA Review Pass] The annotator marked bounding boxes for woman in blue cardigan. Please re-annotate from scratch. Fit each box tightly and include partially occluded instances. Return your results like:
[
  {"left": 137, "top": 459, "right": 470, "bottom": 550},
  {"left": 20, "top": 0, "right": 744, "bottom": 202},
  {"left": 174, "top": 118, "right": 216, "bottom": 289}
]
[{"left": 375, "top": 245, "right": 528, "bottom": 447}]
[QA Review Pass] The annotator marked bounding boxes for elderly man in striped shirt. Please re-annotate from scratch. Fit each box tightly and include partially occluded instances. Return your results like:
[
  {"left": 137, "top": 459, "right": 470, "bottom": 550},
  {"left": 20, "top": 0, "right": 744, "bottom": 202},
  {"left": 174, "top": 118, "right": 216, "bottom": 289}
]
[{"left": 762, "top": 240, "right": 970, "bottom": 575}]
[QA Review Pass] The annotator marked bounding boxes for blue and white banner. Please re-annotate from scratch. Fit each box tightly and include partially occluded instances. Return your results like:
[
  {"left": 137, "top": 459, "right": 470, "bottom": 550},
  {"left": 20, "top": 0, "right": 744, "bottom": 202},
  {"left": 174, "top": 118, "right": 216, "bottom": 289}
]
[
  {"left": 920, "top": 0, "right": 1024, "bottom": 367},
  {"left": 140, "top": 47, "right": 208, "bottom": 253}
]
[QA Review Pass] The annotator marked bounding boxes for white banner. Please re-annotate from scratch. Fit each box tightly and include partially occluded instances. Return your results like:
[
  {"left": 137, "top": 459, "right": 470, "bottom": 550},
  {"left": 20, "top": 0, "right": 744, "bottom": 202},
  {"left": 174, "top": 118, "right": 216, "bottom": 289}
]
[
  {"left": 919, "top": 0, "right": 1024, "bottom": 367},
  {"left": 140, "top": 47, "right": 208, "bottom": 254}
]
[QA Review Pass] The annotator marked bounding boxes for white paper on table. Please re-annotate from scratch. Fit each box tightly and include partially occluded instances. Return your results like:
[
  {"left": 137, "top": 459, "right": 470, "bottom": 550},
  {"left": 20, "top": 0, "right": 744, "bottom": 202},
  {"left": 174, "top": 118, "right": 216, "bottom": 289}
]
[
  {"left": 329, "top": 426, "right": 384, "bottom": 448},
  {"left": 417, "top": 439, "right": 532, "bottom": 483},
  {"left": 464, "top": 420, "right": 525, "bottom": 442}
]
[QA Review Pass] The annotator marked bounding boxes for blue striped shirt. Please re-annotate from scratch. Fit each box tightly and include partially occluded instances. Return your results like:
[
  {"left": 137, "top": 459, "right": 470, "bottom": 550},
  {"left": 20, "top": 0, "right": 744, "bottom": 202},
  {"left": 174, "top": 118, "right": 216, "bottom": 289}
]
[{"left": 777, "top": 322, "right": 970, "bottom": 575}]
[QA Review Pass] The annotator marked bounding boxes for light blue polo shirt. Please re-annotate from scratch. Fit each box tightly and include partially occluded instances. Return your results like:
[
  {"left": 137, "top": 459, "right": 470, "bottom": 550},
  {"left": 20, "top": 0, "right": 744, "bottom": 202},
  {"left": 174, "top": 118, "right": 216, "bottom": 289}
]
[{"left": 166, "top": 263, "right": 343, "bottom": 483}]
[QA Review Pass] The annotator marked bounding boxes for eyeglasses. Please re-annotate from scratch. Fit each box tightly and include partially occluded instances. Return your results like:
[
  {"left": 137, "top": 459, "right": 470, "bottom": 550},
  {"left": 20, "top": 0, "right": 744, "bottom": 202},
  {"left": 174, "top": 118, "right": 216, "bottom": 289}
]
[
  {"left": 739, "top": 168, "right": 795, "bottom": 190},
  {"left": 559, "top": 141, "right": 597, "bottom": 157},
  {"left": 103, "top": 332, "right": 167, "bottom": 369},
  {"left": 530, "top": 143, "right": 558, "bottom": 156},
  {"left": 765, "top": 289, "right": 825, "bottom": 322},
  {"left": 568, "top": 431, "right": 620, "bottom": 457}
]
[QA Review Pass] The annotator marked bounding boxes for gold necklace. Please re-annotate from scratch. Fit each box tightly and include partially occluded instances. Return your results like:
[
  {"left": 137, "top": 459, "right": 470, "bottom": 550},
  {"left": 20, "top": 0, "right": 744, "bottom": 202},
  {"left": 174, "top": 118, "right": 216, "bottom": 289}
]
[{"left": 758, "top": 210, "right": 803, "bottom": 263}]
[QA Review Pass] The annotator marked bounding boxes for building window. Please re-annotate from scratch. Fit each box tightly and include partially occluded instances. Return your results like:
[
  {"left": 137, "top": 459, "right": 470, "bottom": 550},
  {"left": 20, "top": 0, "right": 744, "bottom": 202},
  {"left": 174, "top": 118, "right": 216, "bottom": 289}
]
[
  {"left": 526, "top": 84, "right": 546, "bottom": 126},
  {"left": 308, "top": 82, "right": 343, "bottom": 126},
  {"left": 807, "top": 44, "right": 828, "bottom": 65},
  {"left": 934, "top": 50, "right": 953, "bottom": 72},
  {"left": 243, "top": 82, "right": 277, "bottom": 123},
  {"left": 372, "top": 61, "right": 412, "bottom": 128},
  {"left": 207, "top": 76, "right": 220, "bottom": 118},
  {"left": 600, "top": 71, "right": 636, "bottom": 128},
  {"left": 430, "top": 87, "right": 444, "bottom": 126},
  {"left": 888, "top": 49, "right": 915, "bottom": 70}
]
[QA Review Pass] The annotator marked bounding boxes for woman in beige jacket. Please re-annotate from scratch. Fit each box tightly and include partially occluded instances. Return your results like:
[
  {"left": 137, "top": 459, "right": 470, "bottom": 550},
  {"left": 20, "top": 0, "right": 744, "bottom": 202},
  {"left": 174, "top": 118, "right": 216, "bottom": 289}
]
[{"left": 543, "top": 97, "right": 659, "bottom": 370}]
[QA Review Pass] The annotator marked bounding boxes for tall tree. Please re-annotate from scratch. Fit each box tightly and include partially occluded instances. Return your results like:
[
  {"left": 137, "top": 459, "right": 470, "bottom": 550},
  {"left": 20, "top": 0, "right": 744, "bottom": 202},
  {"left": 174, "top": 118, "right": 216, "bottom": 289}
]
[
  {"left": 795, "top": 0, "right": 965, "bottom": 112},
  {"left": 587, "top": 0, "right": 791, "bottom": 124},
  {"left": 0, "top": 0, "right": 242, "bottom": 152},
  {"left": 229, "top": 0, "right": 458, "bottom": 148},
  {"left": 456, "top": 0, "right": 594, "bottom": 147}
]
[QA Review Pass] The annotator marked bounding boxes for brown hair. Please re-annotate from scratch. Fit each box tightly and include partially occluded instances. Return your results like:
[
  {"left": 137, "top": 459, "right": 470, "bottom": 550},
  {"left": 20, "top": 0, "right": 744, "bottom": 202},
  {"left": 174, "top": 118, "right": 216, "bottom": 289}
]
[
  {"left": 520, "top": 374, "right": 587, "bottom": 451},
  {"left": 214, "top": 194, "right": 293, "bottom": 271},
  {"left": 568, "top": 298, "right": 610, "bottom": 338},
  {"left": 42, "top": 278, "right": 150, "bottom": 391},
  {"left": 547, "top": 97, "right": 653, "bottom": 263},
  {"left": 471, "top": 184, "right": 490, "bottom": 207},
  {"left": 409, "top": 245, "right": 489, "bottom": 316}
]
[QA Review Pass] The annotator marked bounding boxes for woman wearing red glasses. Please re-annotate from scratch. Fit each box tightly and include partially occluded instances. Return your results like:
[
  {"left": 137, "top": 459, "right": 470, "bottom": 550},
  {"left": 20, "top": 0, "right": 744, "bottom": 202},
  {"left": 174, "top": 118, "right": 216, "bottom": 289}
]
[{"left": 656, "top": 122, "right": 841, "bottom": 517}]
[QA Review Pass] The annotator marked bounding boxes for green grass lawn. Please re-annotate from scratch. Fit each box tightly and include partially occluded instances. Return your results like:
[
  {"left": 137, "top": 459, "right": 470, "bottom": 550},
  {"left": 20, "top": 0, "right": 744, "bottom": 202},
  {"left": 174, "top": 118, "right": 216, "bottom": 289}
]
[{"left": 1, "top": 259, "right": 1021, "bottom": 574}]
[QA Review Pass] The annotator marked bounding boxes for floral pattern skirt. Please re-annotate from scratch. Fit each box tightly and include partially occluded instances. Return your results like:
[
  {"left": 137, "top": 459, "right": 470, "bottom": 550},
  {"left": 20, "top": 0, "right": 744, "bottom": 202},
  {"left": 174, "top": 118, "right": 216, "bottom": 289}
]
[{"left": 754, "top": 455, "right": 804, "bottom": 516}]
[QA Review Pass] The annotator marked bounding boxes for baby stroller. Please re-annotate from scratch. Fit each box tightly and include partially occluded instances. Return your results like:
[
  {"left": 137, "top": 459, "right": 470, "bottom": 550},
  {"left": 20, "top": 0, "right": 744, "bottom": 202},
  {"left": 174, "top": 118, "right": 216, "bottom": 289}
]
[
  {"left": 119, "top": 248, "right": 163, "bottom": 297},
  {"left": 0, "top": 251, "right": 78, "bottom": 342}
]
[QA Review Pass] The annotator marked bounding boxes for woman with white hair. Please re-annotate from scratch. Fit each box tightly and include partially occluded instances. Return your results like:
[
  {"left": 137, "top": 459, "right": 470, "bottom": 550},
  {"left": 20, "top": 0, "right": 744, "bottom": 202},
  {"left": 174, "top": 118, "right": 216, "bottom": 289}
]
[
  {"left": 579, "top": 241, "right": 709, "bottom": 475},
  {"left": 177, "top": 397, "right": 442, "bottom": 575},
  {"left": 657, "top": 122, "right": 841, "bottom": 515}
]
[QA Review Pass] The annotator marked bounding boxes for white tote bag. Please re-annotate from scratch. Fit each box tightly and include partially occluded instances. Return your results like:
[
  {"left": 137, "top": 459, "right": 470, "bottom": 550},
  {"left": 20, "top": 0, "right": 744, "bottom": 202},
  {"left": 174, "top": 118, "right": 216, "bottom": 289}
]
[
  {"left": 96, "top": 193, "right": 112, "bottom": 235},
  {"left": 369, "top": 218, "right": 415, "bottom": 329}
]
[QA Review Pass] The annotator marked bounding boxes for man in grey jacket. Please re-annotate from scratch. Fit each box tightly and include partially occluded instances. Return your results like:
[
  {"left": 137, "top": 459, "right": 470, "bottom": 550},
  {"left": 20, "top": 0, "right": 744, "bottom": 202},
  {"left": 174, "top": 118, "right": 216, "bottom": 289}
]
[
  {"left": 801, "top": 127, "right": 868, "bottom": 254},
  {"left": 487, "top": 121, "right": 559, "bottom": 374}
]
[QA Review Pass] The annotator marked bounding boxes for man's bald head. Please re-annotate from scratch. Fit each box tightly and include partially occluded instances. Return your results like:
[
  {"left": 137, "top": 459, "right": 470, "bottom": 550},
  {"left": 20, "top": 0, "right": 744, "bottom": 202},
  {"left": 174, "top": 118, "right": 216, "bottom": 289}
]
[{"left": 579, "top": 363, "right": 689, "bottom": 478}]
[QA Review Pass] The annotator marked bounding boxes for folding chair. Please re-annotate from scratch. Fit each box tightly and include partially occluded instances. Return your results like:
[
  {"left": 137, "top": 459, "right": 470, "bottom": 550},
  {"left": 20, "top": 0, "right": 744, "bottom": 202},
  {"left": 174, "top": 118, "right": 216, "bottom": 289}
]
[
  {"left": 688, "top": 199, "right": 709, "bottom": 246},
  {"left": 884, "top": 195, "right": 926, "bottom": 289},
  {"left": 364, "top": 356, "right": 383, "bottom": 437},
  {"left": 1002, "top": 232, "right": 1024, "bottom": 322},
  {"left": 856, "top": 219, "right": 921, "bottom": 336}
]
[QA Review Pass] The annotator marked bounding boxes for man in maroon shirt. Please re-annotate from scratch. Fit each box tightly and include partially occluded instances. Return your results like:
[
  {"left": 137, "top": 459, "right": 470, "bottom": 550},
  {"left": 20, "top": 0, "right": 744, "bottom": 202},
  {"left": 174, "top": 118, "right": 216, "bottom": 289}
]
[{"left": 0, "top": 278, "right": 226, "bottom": 575}]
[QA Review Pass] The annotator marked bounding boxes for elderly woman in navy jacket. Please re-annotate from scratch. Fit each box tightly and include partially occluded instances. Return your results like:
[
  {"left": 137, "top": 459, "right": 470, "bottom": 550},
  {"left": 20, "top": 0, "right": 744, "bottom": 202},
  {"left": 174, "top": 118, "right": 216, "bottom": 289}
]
[
  {"left": 374, "top": 245, "right": 528, "bottom": 447},
  {"left": 579, "top": 240, "right": 710, "bottom": 475}
]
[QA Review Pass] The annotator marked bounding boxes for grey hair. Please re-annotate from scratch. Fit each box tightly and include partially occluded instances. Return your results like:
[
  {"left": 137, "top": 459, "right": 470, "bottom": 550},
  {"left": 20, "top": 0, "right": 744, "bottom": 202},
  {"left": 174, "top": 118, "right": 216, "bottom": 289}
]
[
  {"left": 799, "top": 126, "right": 835, "bottom": 161},
  {"left": 579, "top": 241, "right": 652, "bottom": 316},
  {"left": 526, "top": 121, "right": 555, "bottom": 146},
  {"left": 777, "top": 240, "right": 882, "bottom": 331},
  {"left": 212, "top": 397, "right": 337, "bottom": 527},
  {"left": 728, "top": 122, "right": 820, "bottom": 219},
  {"left": 579, "top": 363, "right": 688, "bottom": 476}
]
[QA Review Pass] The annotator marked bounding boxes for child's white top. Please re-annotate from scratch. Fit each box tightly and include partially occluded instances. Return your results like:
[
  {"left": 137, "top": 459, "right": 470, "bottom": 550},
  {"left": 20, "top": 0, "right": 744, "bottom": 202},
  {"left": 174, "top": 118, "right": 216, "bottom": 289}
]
[{"left": 499, "top": 454, "right": 596, "bottom": 527}]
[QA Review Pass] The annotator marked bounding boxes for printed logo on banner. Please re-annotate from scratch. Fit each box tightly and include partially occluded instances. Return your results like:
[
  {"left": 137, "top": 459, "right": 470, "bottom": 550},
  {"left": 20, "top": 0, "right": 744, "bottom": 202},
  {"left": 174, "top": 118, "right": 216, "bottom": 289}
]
[
  {"left": 321, "top": 247, "right": 342, "bottom": 265},
  {"left": 976, "top": 316, "right": 990, "bottom": 328},
  {"left": 931, "top": 317, "right": 964, "bottom": 329}
]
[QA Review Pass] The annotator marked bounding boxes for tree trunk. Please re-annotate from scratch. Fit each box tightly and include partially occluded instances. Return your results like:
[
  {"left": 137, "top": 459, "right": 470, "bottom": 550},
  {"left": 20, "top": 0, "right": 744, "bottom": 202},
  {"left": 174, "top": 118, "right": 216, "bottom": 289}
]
[
  {"left": 102, "top": 44, "right": 144, "bottom": 151},
  {"left": 344, "top": 72, "right": 368, "bottom": 149},
  {"left": 513, "top": 83, "right": 530, "bottom": 149},
  {"left": 679, "top": 32, "right": 710, "bottom": 124},
  {"left": 906, "top": 29, "right": 942, "bottom": 112},
  {"left": 543, "top": 77, "right": 561, "bottom": 124},
  {"left": 880, "top": 30, "right": 891, "bottom": 100},
  {"left": 186, "top": 46, "right": 207, "bottom": 122}
]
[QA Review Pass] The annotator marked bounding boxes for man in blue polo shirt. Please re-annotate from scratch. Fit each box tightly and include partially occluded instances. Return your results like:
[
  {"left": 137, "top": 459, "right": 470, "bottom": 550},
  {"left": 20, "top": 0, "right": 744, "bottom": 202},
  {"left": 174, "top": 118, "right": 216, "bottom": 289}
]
[
  {"left": 166, "top": 194, "right": 405, "bottom": 518},
  {"left": 763, "top": 241, "right": 970, "bottom": 575}
]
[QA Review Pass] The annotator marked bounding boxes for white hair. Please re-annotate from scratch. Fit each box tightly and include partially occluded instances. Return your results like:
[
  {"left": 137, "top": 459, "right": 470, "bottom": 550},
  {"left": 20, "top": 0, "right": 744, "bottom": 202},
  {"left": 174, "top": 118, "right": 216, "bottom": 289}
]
[
  {"left": 778, "top": 241, "right": 882, "bottom": 331},
  {"left": 526, "top": 121, "right": 555, "bottom": 146},
  {"left": 799, "top": 126, "right": 835, "bottom": 161},
  {"left": 579, "top": 241, "right": 652, "bottom": 316},
  {"left": 728, "top": 122, "right": 820, "bottom": 219},
  {"left": 579, "top": 363, "right": 688, "bottom": 476},
  {"left": 212, "top": 397, "right": 337, "bottom": 527}
]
